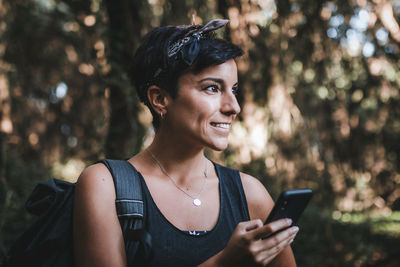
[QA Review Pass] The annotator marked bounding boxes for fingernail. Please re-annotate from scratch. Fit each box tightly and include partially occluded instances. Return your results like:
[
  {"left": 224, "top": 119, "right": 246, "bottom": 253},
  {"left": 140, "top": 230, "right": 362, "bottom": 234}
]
[
  {"left": 292, "top": 226, "right": 299, "bottom": 234},
  {"left": 289, "top": 238, "right": 294, "bottom": 244},
  {"left": 286, "top": 218, "right": 293, "bottom": 225}
]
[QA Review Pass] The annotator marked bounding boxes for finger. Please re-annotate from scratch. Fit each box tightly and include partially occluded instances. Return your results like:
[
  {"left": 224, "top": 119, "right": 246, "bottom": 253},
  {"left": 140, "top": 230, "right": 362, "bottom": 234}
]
[
  {"left": 260, "top": 249, "right": 282, "bottom": 266},
  {"left": 263, "top": 226, "right": 299, "bottom": 250},
  {"left": 241, "top": 219, "right": 263, "bottom": 232},
  {"left": 259, "top": 235, "right": 295, "bottom": 265},
  {"left": 279, "top": 225, "right": 299, "bottom": 240},
  {"left": 260, "top": 249, "right": 283, "bottom": 266},
  {"left": 255, "top": 240, "right": 286, "bottom": 266},
  {"left": 274, "top": 226, "right": 299, "bottom": 245},
  {"left": 253, "top": 218, "right": 292, "bottom": 240}
]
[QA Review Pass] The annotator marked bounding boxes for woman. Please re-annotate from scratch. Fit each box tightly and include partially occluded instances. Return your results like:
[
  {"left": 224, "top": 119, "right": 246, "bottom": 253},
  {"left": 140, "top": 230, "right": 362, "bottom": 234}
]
[{"left": 73, "top": 19, "right": 298, "bottom": 266}]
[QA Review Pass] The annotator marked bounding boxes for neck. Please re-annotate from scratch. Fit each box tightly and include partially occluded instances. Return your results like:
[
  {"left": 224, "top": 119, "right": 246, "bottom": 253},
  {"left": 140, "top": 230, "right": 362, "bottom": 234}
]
[{"left": 146, "top": 130, "right": 208, "bottom": 184}]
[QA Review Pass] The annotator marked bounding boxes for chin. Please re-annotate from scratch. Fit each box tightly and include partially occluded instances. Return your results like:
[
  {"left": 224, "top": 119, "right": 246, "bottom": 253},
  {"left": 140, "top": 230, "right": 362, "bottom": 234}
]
[
  {"left": 208, "top": 142, "right": 229, "bottom": 151},
  {"left": 200, "top": 134, "right": 230, "bottom": 151}
]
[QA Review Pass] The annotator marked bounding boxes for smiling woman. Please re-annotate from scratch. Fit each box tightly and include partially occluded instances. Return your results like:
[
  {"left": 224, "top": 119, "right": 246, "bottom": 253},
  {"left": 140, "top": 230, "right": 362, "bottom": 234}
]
[
  {"left": 163, "top": 59, "right": 240, "bottom": 151},
  {"left": 73, "top": 19, "right": 298, "bottom": 267}
]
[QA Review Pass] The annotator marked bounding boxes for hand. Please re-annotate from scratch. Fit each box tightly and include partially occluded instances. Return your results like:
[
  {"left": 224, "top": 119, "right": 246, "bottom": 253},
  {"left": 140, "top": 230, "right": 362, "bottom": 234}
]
[{"left": 215, "top": 218, "right": 298, "bottom": 266}]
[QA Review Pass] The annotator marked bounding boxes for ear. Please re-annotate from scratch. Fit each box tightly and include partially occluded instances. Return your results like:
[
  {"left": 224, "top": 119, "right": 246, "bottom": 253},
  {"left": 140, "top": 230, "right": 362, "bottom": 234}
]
[{"left": 147, "top": 85, "right": 169, "bottom": 116}]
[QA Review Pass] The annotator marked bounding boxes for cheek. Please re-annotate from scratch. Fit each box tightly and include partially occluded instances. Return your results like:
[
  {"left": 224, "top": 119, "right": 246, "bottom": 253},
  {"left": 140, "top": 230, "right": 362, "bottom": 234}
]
[
  {"left": 183, "top": 95, "right": 215, "bottom": 114},
  {"left": 195, "top": 99, "right": 217, "bottom": 123},
  {"left": 169, "top": 93, "right": 219, "bottom": 130}
]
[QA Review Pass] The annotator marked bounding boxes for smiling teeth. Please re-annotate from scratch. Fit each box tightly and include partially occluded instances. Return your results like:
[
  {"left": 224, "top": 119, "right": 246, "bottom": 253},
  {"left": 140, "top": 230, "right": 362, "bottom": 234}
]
[{"left": 214, "top": 123, "right": 230, "bottom": 129}]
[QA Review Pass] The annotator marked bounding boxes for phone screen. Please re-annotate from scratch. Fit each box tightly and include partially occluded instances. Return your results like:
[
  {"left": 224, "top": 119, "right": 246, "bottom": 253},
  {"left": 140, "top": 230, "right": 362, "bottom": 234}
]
[{"left": 264, "top": 189, "right": 313, "bottom": 226}]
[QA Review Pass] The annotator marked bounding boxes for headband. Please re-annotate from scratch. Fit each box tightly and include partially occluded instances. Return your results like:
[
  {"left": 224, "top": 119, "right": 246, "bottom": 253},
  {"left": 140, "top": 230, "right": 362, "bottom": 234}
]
[
  {"left": 167, "top": 19, "right": 229, "bottom": 66},
  {"left": 143, "top": 19, "right": 230, "bottom": 103}
]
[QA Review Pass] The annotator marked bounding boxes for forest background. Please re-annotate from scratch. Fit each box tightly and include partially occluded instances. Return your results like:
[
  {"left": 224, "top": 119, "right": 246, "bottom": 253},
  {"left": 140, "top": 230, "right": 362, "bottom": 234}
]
[{"left": 0, "top": 0, "right": 399, "bottom": 266}]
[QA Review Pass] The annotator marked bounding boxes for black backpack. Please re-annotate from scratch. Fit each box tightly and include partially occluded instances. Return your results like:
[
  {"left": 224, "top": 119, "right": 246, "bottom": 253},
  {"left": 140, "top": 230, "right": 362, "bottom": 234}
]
[{"left": 2, "top": 159, "right": 152, "bottom": 267}]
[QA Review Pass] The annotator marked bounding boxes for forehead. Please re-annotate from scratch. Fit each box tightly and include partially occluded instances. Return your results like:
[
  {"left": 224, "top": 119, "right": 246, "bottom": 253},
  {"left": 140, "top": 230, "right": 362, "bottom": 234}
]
[{"left": 178, "top": 59, "right": 238, "bottom": 85}]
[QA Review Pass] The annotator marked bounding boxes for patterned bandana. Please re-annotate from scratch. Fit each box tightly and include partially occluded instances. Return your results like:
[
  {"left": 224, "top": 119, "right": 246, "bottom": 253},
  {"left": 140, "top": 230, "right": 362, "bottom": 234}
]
[
  {"left": 167, "top": 19, "right": 229, "bottom": 66},
  {"left": 143, "top": 19, "right": 229, "bottom": 101}
]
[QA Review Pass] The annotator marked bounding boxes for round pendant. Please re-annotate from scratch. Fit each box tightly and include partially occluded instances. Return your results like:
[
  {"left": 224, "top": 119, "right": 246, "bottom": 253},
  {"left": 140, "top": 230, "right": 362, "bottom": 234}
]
[{"left": 193, "top": 198, "right": 201, "bottom": 206}]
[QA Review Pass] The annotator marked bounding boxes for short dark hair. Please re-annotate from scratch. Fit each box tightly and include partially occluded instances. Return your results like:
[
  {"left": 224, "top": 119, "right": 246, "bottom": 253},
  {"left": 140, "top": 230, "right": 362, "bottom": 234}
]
[{"left": 130, "top": 23, "right": 243, "bottom": 129}]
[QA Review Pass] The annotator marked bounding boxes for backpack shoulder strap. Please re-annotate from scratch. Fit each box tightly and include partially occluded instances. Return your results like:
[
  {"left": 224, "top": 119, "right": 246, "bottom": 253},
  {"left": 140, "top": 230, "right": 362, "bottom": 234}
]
[
  {"left": 96, "top": 159, "right": 152, "bottom": 265},
  {"left": 96, "top": 159, "right": 144, "bottom": 223}
]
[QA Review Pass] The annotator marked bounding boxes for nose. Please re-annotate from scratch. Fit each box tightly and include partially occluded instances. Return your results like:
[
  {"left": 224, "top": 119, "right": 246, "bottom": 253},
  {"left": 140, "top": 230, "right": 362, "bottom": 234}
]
[{"left": 221, "top": 90, "right": 241, "bottom": 116}]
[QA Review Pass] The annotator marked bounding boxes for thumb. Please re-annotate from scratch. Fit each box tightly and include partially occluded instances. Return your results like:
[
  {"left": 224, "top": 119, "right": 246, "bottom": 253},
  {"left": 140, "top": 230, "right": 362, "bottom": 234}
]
[{"left": 242, "top": 219, "right": 263, "bottom": 232}]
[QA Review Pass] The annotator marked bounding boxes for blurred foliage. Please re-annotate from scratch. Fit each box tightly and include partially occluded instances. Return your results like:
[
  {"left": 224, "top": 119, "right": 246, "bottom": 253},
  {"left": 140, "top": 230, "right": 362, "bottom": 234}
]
[
  {"left": 294, "top": 208, "right": 400, "bottom": 267},
  {"left": 0, "top": 0, "right": 399, "bottom": 265},
  {"left": 0, "top": 150, "right": 51, "bottom": 256}
]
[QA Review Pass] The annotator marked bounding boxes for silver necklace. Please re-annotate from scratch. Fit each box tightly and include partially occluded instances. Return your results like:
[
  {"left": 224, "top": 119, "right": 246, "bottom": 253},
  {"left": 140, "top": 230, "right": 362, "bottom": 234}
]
[{"left": 147, "top": 149, "right": 208, "bottom": 207}]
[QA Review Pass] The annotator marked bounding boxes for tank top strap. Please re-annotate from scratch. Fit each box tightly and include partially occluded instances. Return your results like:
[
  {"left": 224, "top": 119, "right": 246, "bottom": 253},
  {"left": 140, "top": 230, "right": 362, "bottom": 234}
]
[{"left": 213, "top": 162, "right": 250, "bottom": 222}]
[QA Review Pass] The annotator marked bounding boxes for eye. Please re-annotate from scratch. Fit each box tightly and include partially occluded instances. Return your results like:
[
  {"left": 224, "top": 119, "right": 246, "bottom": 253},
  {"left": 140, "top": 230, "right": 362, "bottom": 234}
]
[
  {"left": 203, "top": 84, "right": 219, "bottom": 93},
  {"left": 232, "top": 85, "right": 239, "bottom": 95}
]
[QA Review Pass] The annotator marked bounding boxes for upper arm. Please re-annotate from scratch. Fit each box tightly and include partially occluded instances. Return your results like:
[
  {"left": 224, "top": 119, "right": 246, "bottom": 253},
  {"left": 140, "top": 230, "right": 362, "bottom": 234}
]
[
  {"left": 73, "top": 163, "right": 127, "bottom": 267},
  {"left": 239, "top": 172, "right": 274, "bottom": 222},
  {"left": 240, "top": 172, "right": 297, "bottom": 267}
]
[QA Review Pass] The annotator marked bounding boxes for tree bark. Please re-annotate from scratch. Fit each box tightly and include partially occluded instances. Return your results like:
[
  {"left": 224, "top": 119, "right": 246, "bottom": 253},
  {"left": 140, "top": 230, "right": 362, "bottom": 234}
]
[{"left": 104, "top": 0, "right": 146, "bottom": 159}]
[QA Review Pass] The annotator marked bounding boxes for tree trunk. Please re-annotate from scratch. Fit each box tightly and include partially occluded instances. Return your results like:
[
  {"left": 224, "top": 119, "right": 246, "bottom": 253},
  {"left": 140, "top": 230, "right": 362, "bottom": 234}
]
[{"left": 104, "top": 0, "right": 146, "bottom": 159}]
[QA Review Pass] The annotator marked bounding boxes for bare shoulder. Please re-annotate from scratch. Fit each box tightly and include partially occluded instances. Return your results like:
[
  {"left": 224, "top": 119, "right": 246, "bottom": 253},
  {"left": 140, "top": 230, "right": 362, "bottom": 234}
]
[
  {"left": 73, "top": 163, "right": 126, "bottom": 266},
  {"left": 239, "top": 172, "right": 274, "bottom": 222},
  {"left": 75, "top": 163, "right": 115, "bottom": 200},
  {"left": 74, "top": 163, "right": 117, "bottom": 225}
]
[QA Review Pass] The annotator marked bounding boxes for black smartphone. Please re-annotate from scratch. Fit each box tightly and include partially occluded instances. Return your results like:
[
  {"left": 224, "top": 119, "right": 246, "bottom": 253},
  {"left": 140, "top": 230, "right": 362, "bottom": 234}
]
[{"left": 265, "top": 189, "right": 313, "bottom": 226}]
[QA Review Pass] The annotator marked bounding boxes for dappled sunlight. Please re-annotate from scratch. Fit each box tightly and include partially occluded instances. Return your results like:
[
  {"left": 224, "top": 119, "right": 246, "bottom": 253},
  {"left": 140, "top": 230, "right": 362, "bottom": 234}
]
[
  {"left": 1, "top": 1, "right": 400, "bottom": 265},
  {"left": 268, "top": 85, "right": 295, "bottom": 136},
  {"left": 65, "top": 45, "right": 78, "bottom": 63},
  {"left": 0, "top": 119, "right": 12, "bottom": 133},
  {"left": 78, "top": 63, "right": 95, "bottom": 76},
  {"left": 223, "top": 0, "right": 400, "bottom": 223},
  {"left": 332, "top": 211, "right": 400, "bottom": 235},
  {"left": 332, "top": 106, "right": 350, "bottom": 138},
  {"left": 51, "top": 158, "right": 86, "bottom": 182},
  {"left": 229, "top": 105, "right": 269, "bottom": 164},
  {"left": 377, "top": 0, "right": 400, "bottom": 42},
  {"left": 0, "top": 74, "right": 12, "bottom": 134},
  {"left": 83, "top": 15, "right": 96, "bottom": 27},
  {"left": 94, "top": 40, "right": 105, "bottom": 58},
  {"left": 63, "top": 21, "right": 80, "bottom": 32}
]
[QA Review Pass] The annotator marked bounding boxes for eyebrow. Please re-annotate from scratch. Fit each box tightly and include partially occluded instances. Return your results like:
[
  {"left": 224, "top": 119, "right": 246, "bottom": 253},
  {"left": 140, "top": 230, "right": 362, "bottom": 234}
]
[{"left": 198, "top": 77, "right": 238, "bottom": 86}]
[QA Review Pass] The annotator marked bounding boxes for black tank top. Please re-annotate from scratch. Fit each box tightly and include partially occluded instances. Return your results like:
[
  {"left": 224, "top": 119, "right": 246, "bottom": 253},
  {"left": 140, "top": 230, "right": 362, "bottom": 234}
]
[{"left": 137, "top": 162, "right": 250, "bottom": 267}]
